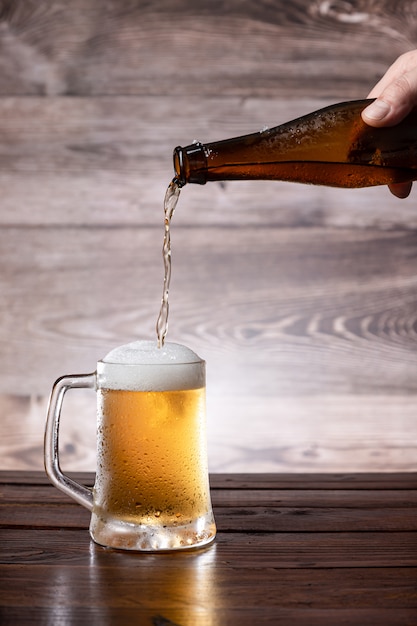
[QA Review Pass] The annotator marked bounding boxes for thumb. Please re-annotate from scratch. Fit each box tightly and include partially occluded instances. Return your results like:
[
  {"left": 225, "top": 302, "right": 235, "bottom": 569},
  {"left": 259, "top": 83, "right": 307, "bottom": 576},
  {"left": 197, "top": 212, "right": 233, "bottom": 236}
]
[{"left": 362, "top": 72, "right": 417, "bottom": 127}]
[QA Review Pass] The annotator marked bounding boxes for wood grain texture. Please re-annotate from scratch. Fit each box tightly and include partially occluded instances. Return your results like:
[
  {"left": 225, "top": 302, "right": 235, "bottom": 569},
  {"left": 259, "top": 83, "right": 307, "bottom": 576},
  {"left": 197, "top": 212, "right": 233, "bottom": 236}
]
[
  {"left": 1, "top": 392, "right": 417, "bottom": 473},
  {"left": 1, "top": 96, "right": 417, "bottom": 228},
  {"left": 0, "top": 0, "right": 416, "bottom": 473},
  {"left": 3, "top": 482, "right": 417, "bottom": 531},
  {"left": 2, "top": 529, "right": 417, "bottom": 568},
  {"left": 0, "top": 226, "right": 415, "bottom": 394},
  {"left": 3, "top": 470, "right": 416, "bottom": 487},
  {"left": 0, "top": 0, "right": 414, "bottom": 97},
  {"left": 1, "top": 472, "right": 416, "bottom": 625},
  {"left": 0, "top": 226, "right": 417, "bottom": 472},
  {"left": 0, "top": 607, "right": 414, "bottom": 626}
]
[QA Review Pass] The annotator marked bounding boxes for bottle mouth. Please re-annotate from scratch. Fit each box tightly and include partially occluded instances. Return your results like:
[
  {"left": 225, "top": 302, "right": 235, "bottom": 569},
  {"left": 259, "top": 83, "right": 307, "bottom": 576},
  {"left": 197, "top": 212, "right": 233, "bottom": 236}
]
[
  {"left": 173, "top": 147, "right": 187, "bottom": 187},
  {"left": 173, "top": 143, "right": 207, "bottom": 186}
]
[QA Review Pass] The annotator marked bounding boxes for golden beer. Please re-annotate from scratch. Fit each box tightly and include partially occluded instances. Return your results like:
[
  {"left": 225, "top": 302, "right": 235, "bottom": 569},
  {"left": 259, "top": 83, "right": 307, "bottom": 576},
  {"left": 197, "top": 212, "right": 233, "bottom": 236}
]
[
  {"left": 89, "top": 340, "right": 216, "bottom": 551},
  {"left": 95, "top": 386, "right": 211, "bottom": 526}
]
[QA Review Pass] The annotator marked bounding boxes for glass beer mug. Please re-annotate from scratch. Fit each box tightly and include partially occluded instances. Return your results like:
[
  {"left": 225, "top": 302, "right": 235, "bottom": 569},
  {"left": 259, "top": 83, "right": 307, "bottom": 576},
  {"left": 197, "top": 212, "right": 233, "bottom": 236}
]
[{"left": 44, "top": 340, "right": 216, "bottom": 551}]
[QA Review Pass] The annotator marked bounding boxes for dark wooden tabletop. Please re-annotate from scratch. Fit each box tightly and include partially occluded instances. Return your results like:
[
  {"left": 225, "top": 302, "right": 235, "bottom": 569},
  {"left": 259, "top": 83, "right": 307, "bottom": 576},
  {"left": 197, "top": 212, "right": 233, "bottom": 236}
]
[{"left": 1, "top": 471, "right": 417, "bottom": 625}]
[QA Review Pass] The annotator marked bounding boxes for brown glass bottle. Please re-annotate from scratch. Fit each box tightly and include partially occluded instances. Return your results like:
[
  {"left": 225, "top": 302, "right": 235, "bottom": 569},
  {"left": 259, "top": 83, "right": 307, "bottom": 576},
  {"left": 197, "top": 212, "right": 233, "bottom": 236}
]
[{"left": 173, "top": 99, "right": 417, "bottom": 189}]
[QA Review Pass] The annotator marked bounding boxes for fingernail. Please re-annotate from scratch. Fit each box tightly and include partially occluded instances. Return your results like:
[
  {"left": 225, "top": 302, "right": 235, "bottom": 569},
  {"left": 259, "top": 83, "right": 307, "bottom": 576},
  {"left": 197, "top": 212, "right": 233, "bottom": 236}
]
[{"left": 363, "top": 99, "right": 391, "bottom": 121}]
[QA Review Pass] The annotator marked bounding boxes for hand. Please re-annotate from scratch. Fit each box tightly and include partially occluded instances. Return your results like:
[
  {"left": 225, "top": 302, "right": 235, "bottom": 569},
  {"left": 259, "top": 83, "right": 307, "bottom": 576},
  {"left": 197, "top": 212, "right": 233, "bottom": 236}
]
[{"left": 361, "top": 50, "right": 417, "bottom": 198}]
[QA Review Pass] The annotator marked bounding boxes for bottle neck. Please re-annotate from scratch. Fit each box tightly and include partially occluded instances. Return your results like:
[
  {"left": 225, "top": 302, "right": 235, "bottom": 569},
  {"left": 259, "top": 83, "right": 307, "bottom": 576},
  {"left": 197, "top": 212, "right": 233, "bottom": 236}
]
[{"left": 173, "top": 143, "right": 207, "bottom": 186}]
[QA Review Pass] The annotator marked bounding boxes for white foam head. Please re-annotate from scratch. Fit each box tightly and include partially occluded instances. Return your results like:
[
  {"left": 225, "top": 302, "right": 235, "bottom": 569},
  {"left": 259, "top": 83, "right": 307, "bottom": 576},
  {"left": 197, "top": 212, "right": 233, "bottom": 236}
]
[{"left": 96, "top": 340, "right": 205, "bottom": 391}]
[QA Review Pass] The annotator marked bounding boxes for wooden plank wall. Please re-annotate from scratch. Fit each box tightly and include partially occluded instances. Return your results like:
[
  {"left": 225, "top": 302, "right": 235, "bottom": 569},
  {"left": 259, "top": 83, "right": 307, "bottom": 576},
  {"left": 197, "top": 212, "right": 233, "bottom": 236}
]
[{"left": 1, "top": 0, "right": 417, "bottom": 473}]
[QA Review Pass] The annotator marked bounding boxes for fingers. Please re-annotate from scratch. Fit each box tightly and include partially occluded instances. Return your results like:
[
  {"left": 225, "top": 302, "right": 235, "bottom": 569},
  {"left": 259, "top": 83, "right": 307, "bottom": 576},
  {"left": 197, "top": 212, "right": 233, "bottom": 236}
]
[
  {"left": 362, "top": 76, "right": 417, "bottom": 127},
  {"left": 388, "top": 181, "right": 413, "bottom": 199},
  {"left": 361, "top": 51, "right": 417, "bottom": 198},
  {"left": 362, "top": 51, "right": 417, "bottom": 127}
]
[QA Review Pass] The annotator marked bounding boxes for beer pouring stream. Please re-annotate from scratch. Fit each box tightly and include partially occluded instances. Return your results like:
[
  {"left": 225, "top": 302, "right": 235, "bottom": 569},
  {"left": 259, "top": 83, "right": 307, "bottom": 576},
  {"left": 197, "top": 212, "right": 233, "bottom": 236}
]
[{"left": 156, "top": 180, "right": 181, "bottom": 348}]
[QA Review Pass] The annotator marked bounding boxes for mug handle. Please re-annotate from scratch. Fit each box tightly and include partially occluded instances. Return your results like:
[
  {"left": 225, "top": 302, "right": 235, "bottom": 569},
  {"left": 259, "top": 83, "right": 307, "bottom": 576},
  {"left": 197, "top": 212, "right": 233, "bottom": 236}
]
[{"left": 44, "top": 373, "right": 96, "bottom": 511}]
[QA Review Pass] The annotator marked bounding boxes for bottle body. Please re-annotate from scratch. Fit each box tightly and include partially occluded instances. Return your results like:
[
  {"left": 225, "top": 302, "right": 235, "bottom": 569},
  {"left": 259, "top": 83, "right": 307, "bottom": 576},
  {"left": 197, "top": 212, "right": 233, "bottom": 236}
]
[{"left": 173, "top": 99, "right": 417, "bottom": 189}]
